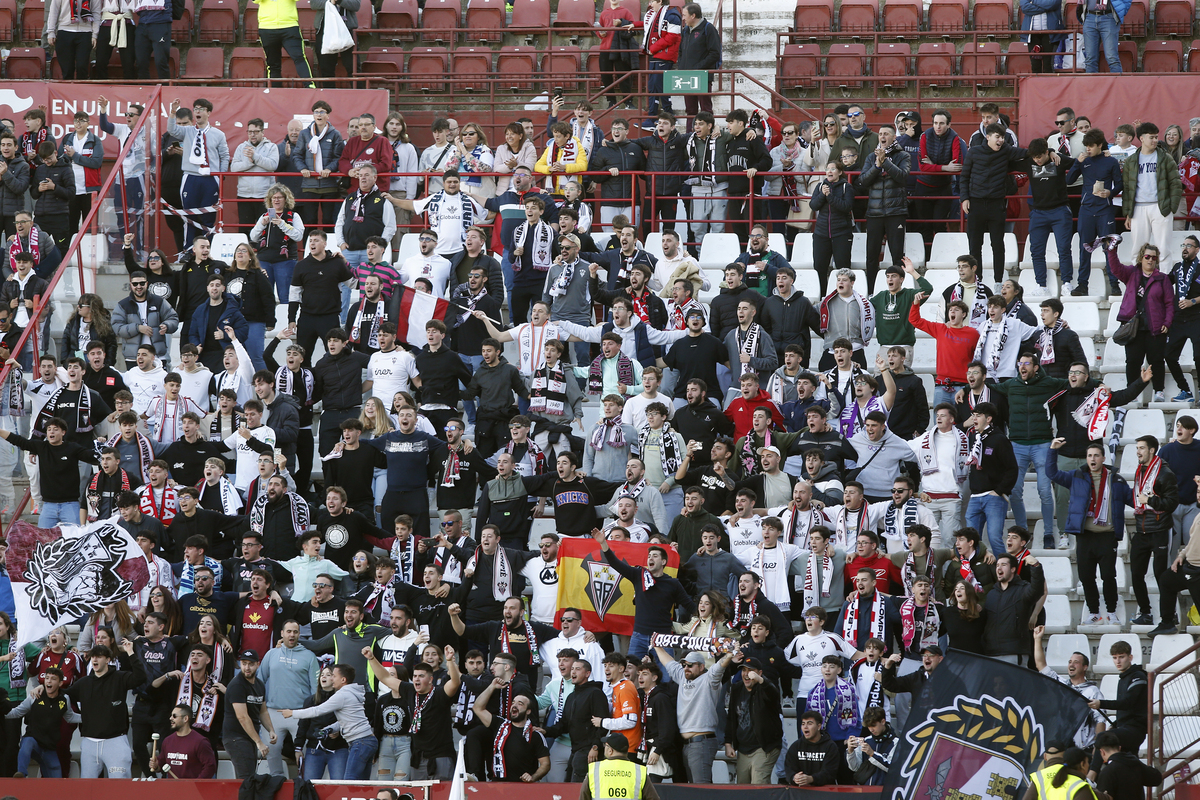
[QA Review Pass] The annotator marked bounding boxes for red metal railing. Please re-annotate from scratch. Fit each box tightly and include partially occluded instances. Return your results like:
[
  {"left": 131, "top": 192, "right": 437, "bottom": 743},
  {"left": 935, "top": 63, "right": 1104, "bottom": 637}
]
[
  {"left": 1148, "top": 636, "right": 1200, "bottom": 798},
  {"left": 0, "top": 86, "right": 163, "bottom": 535}
]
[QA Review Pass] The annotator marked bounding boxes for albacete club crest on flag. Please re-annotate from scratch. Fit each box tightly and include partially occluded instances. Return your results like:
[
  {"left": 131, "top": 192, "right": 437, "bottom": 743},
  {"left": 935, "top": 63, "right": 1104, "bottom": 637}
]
[
  {"left": 895, "top": 694, "right": 1041, "bottom": 800},
  {"left": 24, "top": 522, "right": 135, "bottom": 621},
  {"left": 582, "top": 551, "right": 623, "bottom": 620}
]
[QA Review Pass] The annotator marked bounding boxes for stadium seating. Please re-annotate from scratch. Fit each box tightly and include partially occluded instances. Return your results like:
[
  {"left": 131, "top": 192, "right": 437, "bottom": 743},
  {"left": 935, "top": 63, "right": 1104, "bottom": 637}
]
[
  {"left": 837, "top": 0, "right": 877, "bottom": 33},
  {"left": 198, "top": 0, "right": 237, "bottom": 42},
  {"left": 1153, "top": 0, "right": 1195, "bottom": 35},
  {"left": 962, "top": 41, "right": 1002, "bottom": 86},
  {"left": 698, "top": 234, "right": 742, "bottom": 270},
  {"left": 1094, "top": 634, "right": 1144, "bottom": 674},
  {"left": 882, "top": 0, "right": 922, "bottom": 32},
  {"left": 172, "top": 0, "right": 194, "bottom": 40},
  {"left": 543, "top": 45, "right": 583, "bottom": 91},
  {"left": 184, "top": 47, "right": 226, "bottom": 79},
  {"left": 452, "top": 46, "right": 495, "bottom": 92},
  {"left": 1144, "top": 40, "right": 1185, "bottom": 71},
  {"left": 297, "top": 0, "right": 317, "bottom": 40},
  {"left": 466, "top": 0, "right": 507, "bottom": 42},
  {"left": 370, "top": 0, "right": 419, "bottom": 44},
  {"left": 418, "top": 0, "right": 460, "bottom": 41},
  {"left": 229, "top": 47, "right": 268, "bottom": 80},
  {"left": 873, "top": 42, "right": 912, "bottom": 90},
  {"left": 1045, "top": 633, "right": 1090, "bottom": 672},
  {"left": 281, "top": 46, "right": 319, "bottom": 81},
  {"left": 1005, "top": 42, "right": 1033, "bottom": 74},
  {"left": 495, "top": 46, "right": 539, "bottom": 91},
  {"left": 242, "top": 4, "right": 259, "bottom": 41},
  {"left": 780, "top": 43, "right": 822, "bottom": 91},
  {"left": 826, "top": 43, "right": 866, "bottom": 88},
  {"left": 5, "top": 47, "right": 44, "bottom": 78},
  {"left": 0, "top": 0, "right": 17, "bottom": 41},
  {"left": 917, "top": 42, "right": 957, "bottom": 88},
  {"left": 1043, "top": 595, "right": 1073, "bottom": 634},
  {"left": 510, "top": 0, "right": 552, "bottom": 35},
  {"left": 973, "top": 0, "right": 1012, "bottom": 29},
  {"left": 554, "top": 0, "right": 596, "bottom": 28},
  {"left": 794, "top": 0, "right": 835, "bottom": 32},
  {"left": 19, "top": 0, "right": 42, "bottom": 41},
  {"left": 1121, "top": 0, "right": 1148, "bottom": 35},
  {"left": 1150, "top": 634, "right": 1197, "bottom": 671},
  {"left": 406, "top": 46, "right": 450, "bottom": 92},
  {"left": 1190, "top": 40, "right": 1200, "bottom": 72},
  {"left": 928, "top": 0, "right": 967, "bottom": 32}
]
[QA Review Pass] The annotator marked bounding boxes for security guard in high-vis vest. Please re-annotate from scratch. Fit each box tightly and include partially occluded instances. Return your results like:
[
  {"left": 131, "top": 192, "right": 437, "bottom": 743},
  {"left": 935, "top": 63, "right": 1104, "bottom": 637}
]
[
  {"left": 581, "top": 734, "right": 661, "bottom": 800},
  {"left": 1026, "top": 747, "right": 1095, "bottom": 800}
]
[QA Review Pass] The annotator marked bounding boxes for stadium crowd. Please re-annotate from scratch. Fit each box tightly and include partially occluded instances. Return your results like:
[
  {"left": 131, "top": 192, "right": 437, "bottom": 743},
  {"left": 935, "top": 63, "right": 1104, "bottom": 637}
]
[{"left": 0, "top": 68, "right": 1194, "bottom": 796}]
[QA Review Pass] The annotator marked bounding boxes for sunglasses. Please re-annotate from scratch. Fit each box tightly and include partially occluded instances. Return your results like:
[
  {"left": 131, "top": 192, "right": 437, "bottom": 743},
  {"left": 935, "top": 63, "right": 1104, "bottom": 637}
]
[
  {"left": 1055, "top": 119, "right": 1071, "bottom": 126},
  {"left": 130, "top": 281, "right": 147, "bottom": 287},
  {"left": 891, "top": 489, "right": 907, "bottom": 493},
  {"left": 440, "top": 521, "right": 456, "bottom": 527},
  {"left": 560, "top": 617, "right": 580, "bottom": 623},
  {"left": 312, "top": 582, "right": 333, "bottom": 589},
  {"left": 848, "top": 111, "right": 864, "bottom": 118},
  {"left": 1145, "top": 255, "right": 1160, "bottom": 261}
]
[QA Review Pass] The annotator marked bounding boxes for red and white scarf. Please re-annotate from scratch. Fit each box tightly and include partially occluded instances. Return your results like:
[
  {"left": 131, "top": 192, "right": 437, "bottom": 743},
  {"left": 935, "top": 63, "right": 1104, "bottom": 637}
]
[
  {"left": 783, "top": 503, "right": 826, "bottom": 546},
  {"left": 8, "top": 227, "right": 38, "bottom": 276},
  {"left": 106, "top": 430, "right": 154, "bottom": 482},
  {"left": 139, "top": 484, "right": 178, "bottom": 527},
  {"left": 590, "top": 417, "right": 626, "bottom": 450},
  {"left": 1135, "top": 456, "right": 1162, "bottom": 514},
  {"left": 819, "top": 290, "right": 875, "bottom": 344},
  {"left": 841, "top": 591, "right": 885, "bottom": 644},
  {"left": 958, "top": 552, "right": 982, "bottom": 593},
  {"left": 492, "top": 719, "right": 534, "bottom": 779},
  {"left": 1087, "top": 467, "right": 1113, "bottom": 526},
  {"left": 498, "top": 618, "right": 542, "bottom": 666},
  {"left": 900, "top": 598, "right": 940, "bottom": 651},
  {"left": 733, "top": 596, "right": 758, "bottom": 630},
  {"left": 802, "top": 551, "right": 834, "bottom": 610},
  {"left": 1071, "top": 386, "right": 1111, "bottom": 441},
  {"left": 441, "top": 445, "right": 466, "bottom": 487},
  {"left": 974, "top": 317, "right": 1013, "bottom": 374}
]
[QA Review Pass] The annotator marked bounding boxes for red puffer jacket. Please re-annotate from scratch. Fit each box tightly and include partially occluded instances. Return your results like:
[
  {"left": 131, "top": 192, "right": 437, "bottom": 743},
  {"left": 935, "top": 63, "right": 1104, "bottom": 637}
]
[{"left": 640, "top": 5, "right": 681, "bottom": 63}]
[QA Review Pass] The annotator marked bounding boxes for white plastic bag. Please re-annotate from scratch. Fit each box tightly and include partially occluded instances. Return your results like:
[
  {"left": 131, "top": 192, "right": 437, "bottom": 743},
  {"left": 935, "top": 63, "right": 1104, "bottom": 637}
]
[{"left": 321, "top": 8, "right": 354, "bottom": 55}]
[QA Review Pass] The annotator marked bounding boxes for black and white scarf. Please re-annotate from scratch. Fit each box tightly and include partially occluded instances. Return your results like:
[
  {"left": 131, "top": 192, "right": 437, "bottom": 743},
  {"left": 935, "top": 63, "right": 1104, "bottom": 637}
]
[
  {"left": 275, "top": 367, "right": 314, "bottom": 410},
  {"left": 638, "top": 424, "right": 682, "bottom": 475},
  {"left": 548, "top": 259, "right": 579, "bottom": 298},
  {"left": 913, "top": 427, "right": 970, "bottom": 482},
  {"left": 618, "top": 478, "right": 647, "bottom": 501},
  {"left": 492, "top": 719, "right": 534, "bottom": 779},
  {"left": 37, "top": 383, "right": 94, "bottom": 436},
  {"left": 882, "top": 500, "right": 922, "bottom": 550},
  {"left": 854, "top": 656, "right": 886, "bottom": 711},
  {"left": 737, "top": 323, "right": 763, "bottom": 377},
  {"left": 968, "top": 425, "right": 993, "bottom": 469},
  {"left": 512, "top": 220, "right": 554, "bottom": 273},
  {"left": 784, "top": 503, "right": 826, "bottom": 546},
  {"left": 470, "top": 547, "right": 514, "bottom": 602},
  {"left": 1005, "top": 298, "right": 1026, "bottom": 321},
  {"left": 390, "top": 535, "right": 417, "bottom": 584},
  {"left": 0, "top": 364, "right": 23, "bottom": 416},
  {"left": 974, "top": 318, "right": 1012, "bottom": 374},
  {"left": 249, "top": 490, "right": 310, "bottom": 535},
  {"left": 210, "top": 410, "right": 244, "bottom": 443},
  {"left": 451, "top": 284, "right": 487, "bottom": 327},
  {"left": 833, "top": 503, "right": 870, "bottom": 550},
  {"left": 529, "top": 360, "right": 569, "bottom": 417},
  {"left": 351, "top": 297, "right": 388, "bottom": 347},
  {"left": 1038, "top": 320, "right": 1067, "bottom": 366},
  {"left": 950, "top": 281, "right": 990, "bottom": 328},
  {"left": 902, "top": 549, "right": 936, "bottom": 597},
  {"left": 426, "top": 191, "right": 475, "bottom": 244}
]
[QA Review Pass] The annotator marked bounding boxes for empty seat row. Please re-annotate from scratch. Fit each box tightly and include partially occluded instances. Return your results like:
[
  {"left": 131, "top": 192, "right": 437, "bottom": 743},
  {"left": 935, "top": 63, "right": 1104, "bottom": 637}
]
[
  {"left": 360, "top": 44, "right": 605, "bottom": 91},
  {"left": 371, "top": 0, "right": 669, "bottom": 43}
]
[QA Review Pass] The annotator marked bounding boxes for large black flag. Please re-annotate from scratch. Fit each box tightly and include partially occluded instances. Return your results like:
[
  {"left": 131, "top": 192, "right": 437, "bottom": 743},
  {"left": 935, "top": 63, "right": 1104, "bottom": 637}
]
[{"left": 883, "top": 649, "right": 1092, "bottom": 800}]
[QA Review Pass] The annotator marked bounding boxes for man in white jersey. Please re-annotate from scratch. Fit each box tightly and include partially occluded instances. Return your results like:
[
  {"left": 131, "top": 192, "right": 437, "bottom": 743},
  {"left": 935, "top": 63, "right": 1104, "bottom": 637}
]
[
  {"left": 375, "top": 605, "right": 421, "bottom": 688},
  {"left": 538, "top": 605, "right": 605, "bottom": 668},
  {"left": 392, "top": 170, "right": 486, "bottom": 258},
  {"left": 783, "top": 606, "right": 862, "bottom": 715},
  {"left": 734, "top": 516, "right": 804, "bottom": 612},
  {"left": 473, "top": 301, "right": 568, "bottom": 379},
  {"left": 521, "top": 532, "right": 563, "bottom": 625},
  {"left": 224, "top": 398, "right": 276, "bottom": 492},
  {"left": 399, "top": 229, "right": 453, "bottom": 298},
  {"left": 142, "top": 372, "right": 204, "bottom": 444},
  {"left": 176, "top": 344, "right": 213, "bottom": 413},
  {"left": 723, "top": 487, "right": 765, "bottom": 550},
  {"left": 125, "top": 344, "right": 167, "bottom": 416},
  {"left": 364, "top": 322, "right": 419, "bottom": 402}
]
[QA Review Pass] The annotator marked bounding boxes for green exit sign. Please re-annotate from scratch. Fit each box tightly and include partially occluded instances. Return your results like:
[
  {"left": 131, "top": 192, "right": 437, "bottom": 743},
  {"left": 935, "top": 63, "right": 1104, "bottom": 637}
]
[{"left": 666, "top": 70, "right": 709, "bottom": 94}]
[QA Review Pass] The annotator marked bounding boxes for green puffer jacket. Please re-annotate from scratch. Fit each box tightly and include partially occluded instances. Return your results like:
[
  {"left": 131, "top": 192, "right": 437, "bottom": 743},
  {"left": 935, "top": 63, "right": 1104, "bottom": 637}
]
[
  {"left": 993, "top": 367, "right": 1068, "bottom": 445},
  {"left": 1122, "top": 148, "right": 1183, "bottom": 219}
]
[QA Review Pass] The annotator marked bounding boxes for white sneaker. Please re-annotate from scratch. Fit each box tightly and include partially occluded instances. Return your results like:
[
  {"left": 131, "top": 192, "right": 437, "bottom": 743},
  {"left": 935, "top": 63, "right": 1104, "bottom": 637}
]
[
  {"left": 1063, "top": 281, "right": 1074, "bottom": 294},
  {"left": 1083, "top": 612, "right": 1105, "bottom": 625},
  {"left": 1031, "top": 284, "right": 1049, "bottom": 296},
  {"left": 1058, "top": 534, "right": 1071, "bottom": 550},
  {"left": 1105, "top": 611, "right": 1122, "bottom": 626}
]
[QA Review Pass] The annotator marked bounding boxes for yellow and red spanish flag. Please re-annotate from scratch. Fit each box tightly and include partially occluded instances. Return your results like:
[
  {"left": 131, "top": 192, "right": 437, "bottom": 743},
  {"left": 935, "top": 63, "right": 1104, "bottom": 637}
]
[{"left": 554, "top": 538, "right": 681, "bottom": 636}]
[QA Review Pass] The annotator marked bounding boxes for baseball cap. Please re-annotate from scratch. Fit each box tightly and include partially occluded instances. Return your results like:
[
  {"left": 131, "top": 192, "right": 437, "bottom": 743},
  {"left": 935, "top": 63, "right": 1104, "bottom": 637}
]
[
  {"left": 921, "top": 645, "right": 944, "bottom": 657},
  {"left": 759, "top": 446, "right": 781, "bottom": 457},
  {"left": 237, "top": 649, "right": 261, "bottom": 662},
  {"left": 741, "top": 656, "right": 764, "bottom": 671},
  {"left": 683, "top": 652, "right": 708, "bottom": 665},
  {"left": 685, "top": 307, "right": 705, "bottom": 319},
  {"left": 603, "top": 733, "right": 630, "bottom": 753}
]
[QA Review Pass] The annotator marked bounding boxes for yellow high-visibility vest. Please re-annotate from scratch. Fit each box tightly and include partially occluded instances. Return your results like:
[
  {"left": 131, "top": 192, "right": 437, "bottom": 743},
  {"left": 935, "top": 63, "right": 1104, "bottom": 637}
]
[{"left": 588, "top": 758, "right": 646, "bottom": 800}]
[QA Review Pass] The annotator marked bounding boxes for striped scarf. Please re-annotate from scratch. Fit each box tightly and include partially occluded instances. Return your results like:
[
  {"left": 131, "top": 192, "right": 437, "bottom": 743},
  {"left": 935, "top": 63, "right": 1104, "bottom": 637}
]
[{"left": 250, "top": 490, "right": 310, "bottom": 534}]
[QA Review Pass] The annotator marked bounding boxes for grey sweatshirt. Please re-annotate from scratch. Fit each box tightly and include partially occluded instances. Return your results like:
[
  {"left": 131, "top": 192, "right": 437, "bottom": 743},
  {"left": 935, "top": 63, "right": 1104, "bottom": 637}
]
[
  {"left": 541, "top": 260, "right": 593, "bottom": 325},
  {"left": 466, "top": 357, "right": 529, "bottom": 413},
  {"left": 258, "top": 644, "right": 321, "bottom": 710},
  {"left": 664, "top": 657, "right": 727, "bottom": 734},
  {"left": 290, "top": 681, "right": 372, "bottom": 743},
  {"left": 849, "top": 429, "right": 916, "bottom": 498},
  {"left": 582, "top": 420, "right": 640, "bottom": 483}
]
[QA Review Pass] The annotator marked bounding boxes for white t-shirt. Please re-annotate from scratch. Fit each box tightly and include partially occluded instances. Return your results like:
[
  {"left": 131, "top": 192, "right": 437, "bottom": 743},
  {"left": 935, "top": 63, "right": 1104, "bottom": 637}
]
[
  {"left": 520, "top": 556, "right": 560, "bottom": 624},
  {"left": 178, "top": 366, "right": 214, "bottom": 412},
  {"left": 784, "top": 631, "right": 858, "bottom": 696},
  {"left": 722, "top": 515, "right": 764, "bottom": 550},
  {"left": 400, "top": 254, "right": 453, "bottom": 298},
  {"left": 411, "top": 192, "right": 487, "bottom": 255},
  {"left": 368, "top": 348, "right": 419, "bottom": 402},
  {"left": 621, "top": 392, "right": 674, "bottom": 432},
  {"left": 224, "top": 424, "right": 277, "bottom": 490},
  {"left": 126, "top": 365, "right": 167, "bottom": 415},
  {"left": 1136, "top": 152, "right": 1160, "bottom": 204},
  {"left": 734, "top": 542, "right": 805, "bottom": 610},
  {"left": 136, "top": 300, "right": 152, "bottom": 345},
  {"left": 145, "top": 396, "right": 204, "bottom": 444}
]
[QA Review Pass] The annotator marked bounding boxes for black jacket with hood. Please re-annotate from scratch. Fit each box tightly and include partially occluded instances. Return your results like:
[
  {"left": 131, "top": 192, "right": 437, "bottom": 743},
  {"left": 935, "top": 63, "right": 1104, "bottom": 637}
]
[
  {"left": 857, "top": 144, "right": 911, "bottom": 217},
  {"left": 784, "top": 732, "right": 841, "bottom": 786},
  {"left": 725, "top": 132, "right": 772, "bottom": 197}
]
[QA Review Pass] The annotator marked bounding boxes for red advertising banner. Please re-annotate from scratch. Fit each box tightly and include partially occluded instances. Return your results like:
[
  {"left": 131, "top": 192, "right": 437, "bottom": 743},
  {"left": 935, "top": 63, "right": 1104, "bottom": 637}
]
[{"left": 1017, "top": 74, "right": 1192, "bottom": 144}]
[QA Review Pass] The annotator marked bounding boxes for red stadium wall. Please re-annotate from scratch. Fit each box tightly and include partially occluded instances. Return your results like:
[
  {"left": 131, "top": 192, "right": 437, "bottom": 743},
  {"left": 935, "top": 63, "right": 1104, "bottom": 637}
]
[{"left": 1017, "top": 74, "right": 1196, "bottom": 144}]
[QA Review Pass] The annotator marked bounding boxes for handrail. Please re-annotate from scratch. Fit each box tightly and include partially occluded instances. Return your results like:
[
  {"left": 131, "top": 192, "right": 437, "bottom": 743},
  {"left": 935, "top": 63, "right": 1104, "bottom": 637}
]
[
  {"left": 1147, "top": 634, "right": 1200, "bottom": 799},
  {"left": 0, "top": 84, "right": 163, "bottom": 536}
]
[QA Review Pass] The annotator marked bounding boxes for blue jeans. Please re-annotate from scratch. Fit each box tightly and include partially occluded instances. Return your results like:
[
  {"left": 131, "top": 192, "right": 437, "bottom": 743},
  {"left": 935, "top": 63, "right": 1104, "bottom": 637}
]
[
  {"left": 629, "top": 632, "right": 673, "bottom": 682},
  {"left": 1028, "top": 205, "right": 1074, "bottom": 287},
  {"left": 501, "top": 253, "right": 515, "bottom": 302},
  {"left": 344, "top": 735, "right": 379, "bottom": 780},
  {"left": 967, "top": 493, "right": 1010, "bottom": 556},
  {"left": 303, "top": 745, "right": 348, "bottom": 780},
  {"left": 261, "top": 259, "right": 296, "bottom": 304},
  {"left": 933, "top": 385, "right": 965, "bottom": 409},
  {"left": 244, "top": 321, "right": 267, "bottom": 372},
  {"left": 460, "top": 353, "right": 484, "bottom": 425},
  {"left": 113, "top": 174, "right": 145, "bottom": 252},
  {"left": 18, "top": 736, "right": 61, "bottom": 777},
  {"left": 1083, "top": 12, "right": 1121, "bottom": 72},
  {"left": 647, "top": 59, "right": 673, "bottom": 114},
  {"left": 1077, "top": 205, "right": 1117, "bottom": 288},
  {"left": 39, "top": 501, "right": 79, "bottom": 529},
  {"left": 1011, "top": 442, "right": 1055, "bottom": 541}
]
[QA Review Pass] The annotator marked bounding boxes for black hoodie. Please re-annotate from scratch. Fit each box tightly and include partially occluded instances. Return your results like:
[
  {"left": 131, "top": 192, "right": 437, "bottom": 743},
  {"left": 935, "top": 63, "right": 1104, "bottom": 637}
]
[
  {"left": 544, "top": 680, "right": 609, "bottom": 753},
  {"left": 725, "top": 131, "right": 772, "bottom": 196},
  {"left": 1097, "top": 749, "right": 1163, "bottom": 800},
  {"left": 783, "top": 733, "right": 840, "bottom": 786},
  {"left": 1098, "top": 664, "right": 1149, "bottom": 735},
  {"left": 66, "top": 649, "right": 148, "bottom": 739}
]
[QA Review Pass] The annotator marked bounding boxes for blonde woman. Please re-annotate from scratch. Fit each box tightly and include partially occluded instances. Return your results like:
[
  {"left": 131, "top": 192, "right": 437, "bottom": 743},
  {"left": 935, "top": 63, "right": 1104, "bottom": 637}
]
[
  {"left": 250, "top": 183, "right": 305, "bottom": 303},
  {"left": 456, "top": 123, "right": 495, "bottom": 198},
  {"left": 77, "top": 600, "right": 137, "bottom": 652},
  {"left": 385, "top": 112, "right": 420, "bottom": 235},
  {"left": 360, "top": 397, "right": 394, "bottom": 523},
  {"left": 493, "top": 122, "right": 538, "bottom": 195},
  {"left": 1165, "top": 125, "right": 1189, "bottom": 228}
]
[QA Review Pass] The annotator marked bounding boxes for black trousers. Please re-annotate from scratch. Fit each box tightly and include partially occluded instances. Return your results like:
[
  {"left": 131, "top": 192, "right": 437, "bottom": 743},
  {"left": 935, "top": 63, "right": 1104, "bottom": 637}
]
[
  {"left": 913, "top": 193, "right": 957, "bottom": 243},
  {"left": 134, "top": 21, "right": 171, "bottom": 79},
  {"left": 131, "top": 700, "right": 171, "bottom": 777},
  {"left": 598, "top": 51, "right": 632, "bottom": 102},
  {"left": 318, "top": 406, "right": 361, "bottom": 457},
  {"left": 299, "top": 189, "right": 341, "bottom": 231},
  {"left": 510, "top": 283, "right": 542, "bottom": 325},
  {"left": 295, "top": 426, "right": 314, "bottom": 499},
  {"left": 641, "top": 196, "right": 677, "bottom": 235},
  {"left": 966, "top": 197, "right": 1007, "bottom": 284},
  {"left": 1077, "top": 529, "right": 1119, "bottom": 613},
  {"left": 317, "top": 35, "right": 356, "bottom": 83},
  {"left": 1027, "top": 32, "right": 1055, "bottom": 72},
  {"left": 38, "top": 213, "right": 71, "bottom": 250},
  {"left": 94, "top": 26, "right": 136, "bottom": 80},
  {"left": 1158, "top": 562, "right": 1200, "bottom": 623},
  {"left": 813, "top": 231, "right": 853, "bottom": 297},
  {"left": 68, "top": 192, "right": 92, "bottom": 239},
  {"left": 55, "top": 29, "right": 93, "bottom": 80},
  {"left": 261, "top": 26, "right": 313, "bottom": 86},
  {"left": 296, "top": 311, "right": 340, "bottom": 367},
  {"left": 381, "top": 488, "right": 430, "bottom": 538},
  {"left": 1167, "top": 318, "right": 1200, "bottom": 391},
  {"left": 865, "top": 214, "right": 907, "bottom": 293},
  {"left": 1126, "top": 330, "right": 1167, "bottom": 391},
  {"left": 1130, "top": 528, "right": 1169, "bottom": 614},
  {"left": 727, "top": 195, "right": 765, "bottom": 243}
]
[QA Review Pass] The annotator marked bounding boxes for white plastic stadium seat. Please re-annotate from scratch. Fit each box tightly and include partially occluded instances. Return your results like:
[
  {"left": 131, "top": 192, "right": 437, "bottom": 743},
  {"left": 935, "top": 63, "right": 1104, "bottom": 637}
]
[
  {"left": 1019, "top": 232, "right": 1063, "bottom": 269},
  {"left": 1150, "top": 633, "right": 1197, "bottom": 672},
  {"left": 1117, "top": 409, "right": 1166, "bottom": 444},
  {"left": 1093, "top": 634, "right": 1143, "bottom": 674},
  {"left": 1044, "top": 633, "right": 1090, "bottom": 673},
  {"left": 397, "top": 233, "right": 422, "bottom": 263},
  {"left": 1042, "top": 595, "right": 1072, "bottom": 634},
  {"left": 1040, "top": 557, "right": 1074, "bottom": 595},
  {"left": 697, "top": 233, "right": 742, "bottom": 270},
  {"left": 905, "top": 232, "right": 926, "bottom": 269},
  {"left": 210, "top": 232, "right": 248, "bottom": 265},
  {"left": 1062, "top": 304, "right": 1100, "bottom": 337},
  {"left": 792, "top": 233, "right": 814, "bottom": 270},
  {"left": 927, "top": 232, "right": 968, "bottom": 270},
  {"left": 644, "top": 231, "right": 664, "bottom": 259},
  {"left": 1018, "top": 269, "right": 1059, "bottom": 298}
]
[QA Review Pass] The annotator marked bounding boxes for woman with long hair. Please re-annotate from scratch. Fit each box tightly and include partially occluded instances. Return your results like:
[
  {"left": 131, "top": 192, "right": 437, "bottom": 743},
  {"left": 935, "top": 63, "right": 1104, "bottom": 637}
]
[
  {"left": 61, "top": 292, "right": 117, "bottom": 365},
  {"left": 672, "top": 591, "right": 735, "bottom": 667},
  {"left": 250, "top": 182, "right": 305, "bottom": 305},
  {"left": 298, "top": 666, "right": 349, "bottom": 779},
  {"left": 493, "top": 121, "right": 538, "bottom": 195},
  {"left": 999, "top": 279, "right": 1037, "bottom": 325},
  {"left": 455, "top": 122, "right": 495, "bottom": 197},
  {"left": 814, "top": 112, "right": 842, "bottom": 167},
  {"left": 1108, "top": 240, "right": 1175, "bottom": 400},
  {"left": 346, "top": 549, "right": 377, "bottom": 595},
  {"left": 1165, "top": 124, "right": 1190, "bottom": 228},
  {"left": 0, "top": 611, "right": 41, "bottom": 776},
  {"left": 78, "top": 600, "right": 137, "bottom": 653},
  {"left": 384, "top": 112, "right": 420, "bottom": 236},
  {"left": 360, "top": 397, "right": 393, "bottom": 522},
  {"left": 180, "top": 613, "right": 235, "bottom": 684},
  {"left": 123, "top": 235, "right": 178, "bottom": 309},
  {"left": 137, "top": 585, "right": 184, "bottom": 636},
  {"left": 941, "top": 579, "right": 988, "bottom": 653},
  {"left": 225, "top": 242, "right": 276, "bottom": 371},
  {"left": 809, "top": 161, "right": 856, "bottom": 298}
]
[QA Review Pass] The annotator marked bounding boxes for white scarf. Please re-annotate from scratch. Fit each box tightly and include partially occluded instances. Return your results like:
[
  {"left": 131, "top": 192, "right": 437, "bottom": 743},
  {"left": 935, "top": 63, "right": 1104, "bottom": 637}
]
[
  {"left": 468, "top": 546, "right": 514, "bottom": 602},
  {"left": 882, "top": 500, "right": 922, "bottom": 550},
  {"left": 307, "top": 123, "right": 330, "bottom": 173},
  {"left": 570, "top": 118, "right": 597, "bottom": 159},
  {"left": 549, "top": 259, "right": 578, "bottom": 298},
  {"left": 738, "top": 323, "right": 763, "bottom": 376},
  {"left": 1039, "top": 320, "right": 1067, "bottom": 365},
  {"left": 390, "top": 535, "right": 418, "bottom": 584},
  {"left": 1071, "top": 386, "right": 1111, "bottom": 441},
  {"left": 819, "top": 290, "right": 876, "bottom": 345},
  {"left": 512, "top": 220, "right": 555, "bottom": 273},
  {"left": 190, "top": 126, "right": 210, "bottom": 175},
  {"left": 841, "top": 591, "right": 886, "bottom": 644},
  {"left": 834, "top": 503, "right": 870, "bottom": 550},
  {"left": 783, "top": 503, "right": 826, "bottom": 546},
  {"left": 915, "top": 427, "right": 970, "bottom": 482},
  {"left": 351, "top": 297, "right": 387, "bottom": 348},
  {"left": 974, "top": 317, "right": 1012, "bottom": 374},
  {"left": 802, "top": 551, "right": 834, "bottom": 610}
]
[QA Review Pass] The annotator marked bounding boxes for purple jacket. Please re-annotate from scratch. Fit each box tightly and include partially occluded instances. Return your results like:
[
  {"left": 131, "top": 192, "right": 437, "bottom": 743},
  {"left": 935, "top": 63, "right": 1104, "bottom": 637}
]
[{"left": 1109, "top": 251, "right": 1176, "bottom": 333}]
